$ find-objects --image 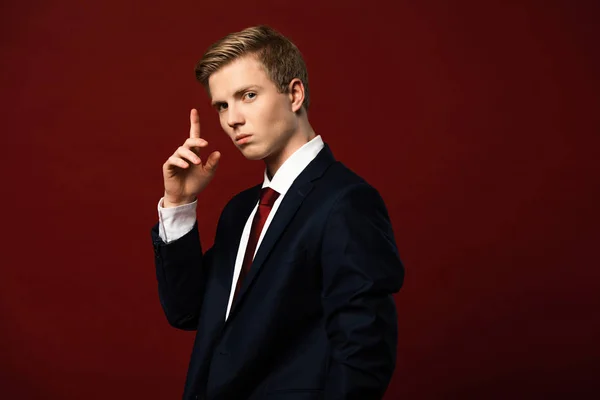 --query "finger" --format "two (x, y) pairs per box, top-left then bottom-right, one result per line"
(176, 146), (201, 165)
(190, 109), (201, 139)
(166, 155), (189, 169)
(184, 137), (208, 149)
(204, 151), (221, 173)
